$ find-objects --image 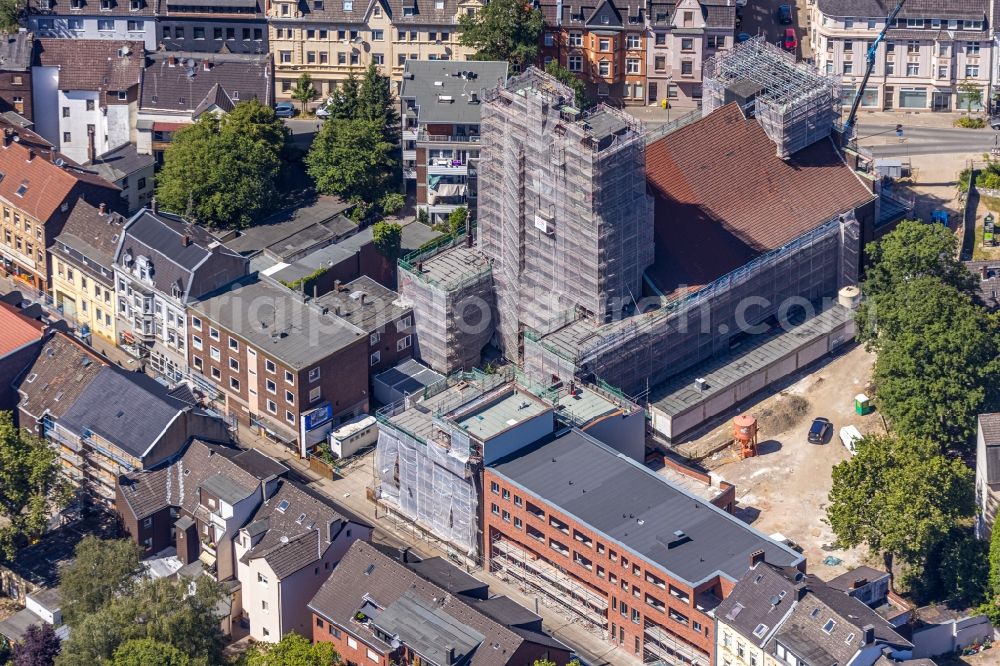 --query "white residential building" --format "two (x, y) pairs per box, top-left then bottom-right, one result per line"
(810, 0), (991, 112)
(26, 0), (157, 50)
